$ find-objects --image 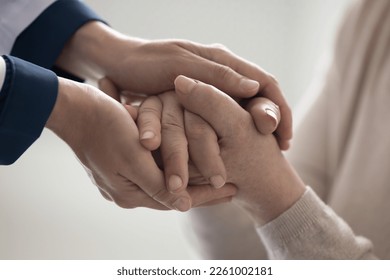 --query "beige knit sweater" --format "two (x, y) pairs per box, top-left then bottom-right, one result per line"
(187, 0), (390, 259)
